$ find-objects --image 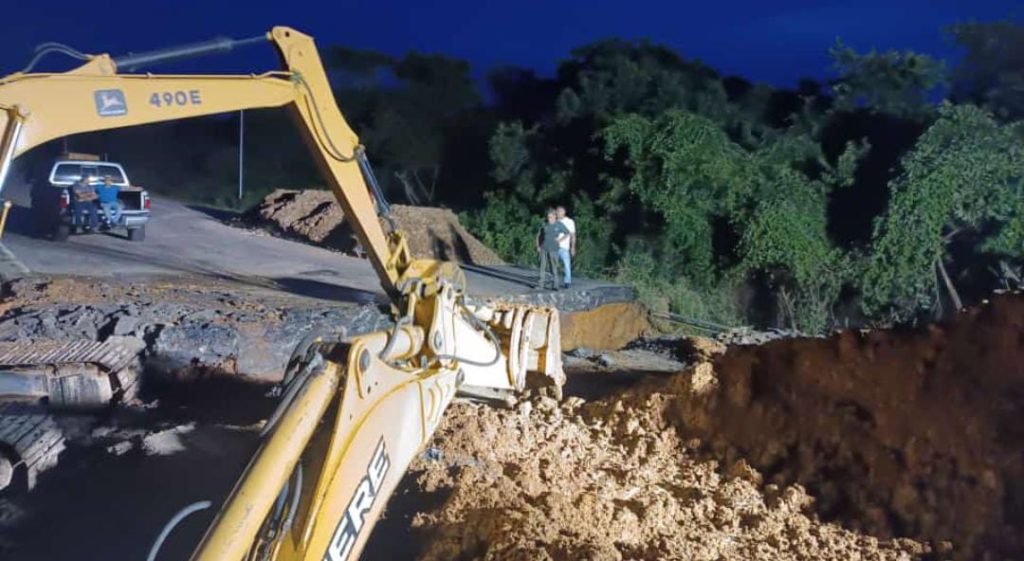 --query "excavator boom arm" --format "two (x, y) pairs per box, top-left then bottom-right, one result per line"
(0, 27), (402, 294)
(0, 27), (564, 561)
